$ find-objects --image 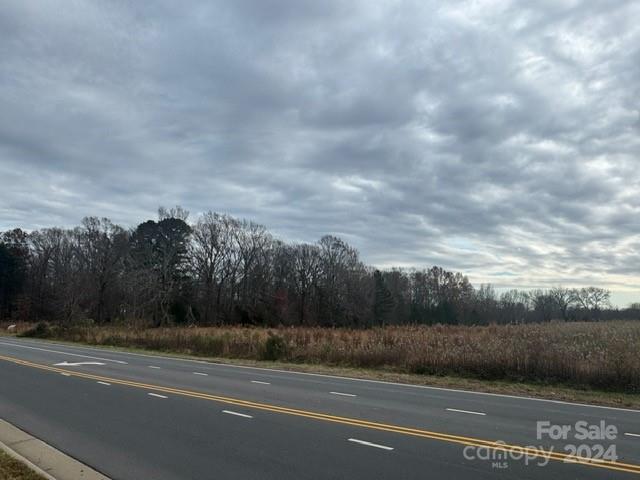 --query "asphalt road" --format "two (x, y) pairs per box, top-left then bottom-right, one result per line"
(1, 337), (639, 479)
